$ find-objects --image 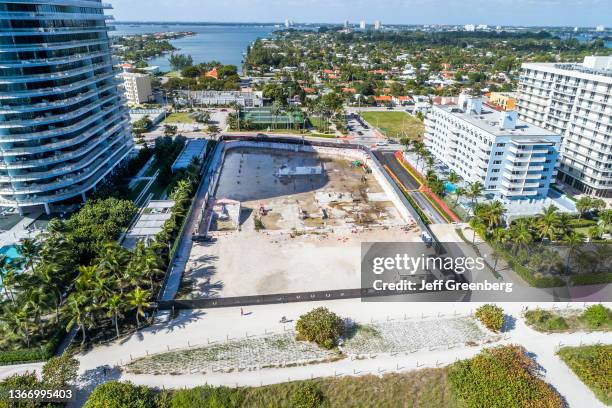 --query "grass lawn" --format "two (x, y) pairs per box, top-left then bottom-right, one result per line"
(558, 344), (612, 405)
(360, 111), (424, 139)
(164, 112), (195, 124)
(241, 370), (458, 408)
(309, 117), (335, 134)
